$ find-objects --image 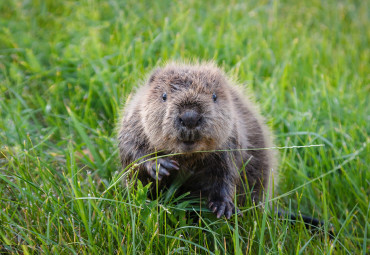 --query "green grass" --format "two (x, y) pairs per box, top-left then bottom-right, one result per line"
(0, 0), (369, 253)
